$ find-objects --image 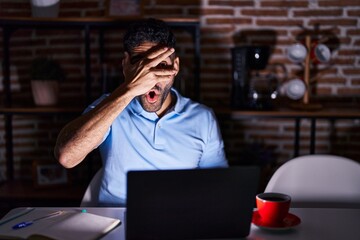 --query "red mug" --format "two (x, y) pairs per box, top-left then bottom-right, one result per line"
(256, 192), (291, 226)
